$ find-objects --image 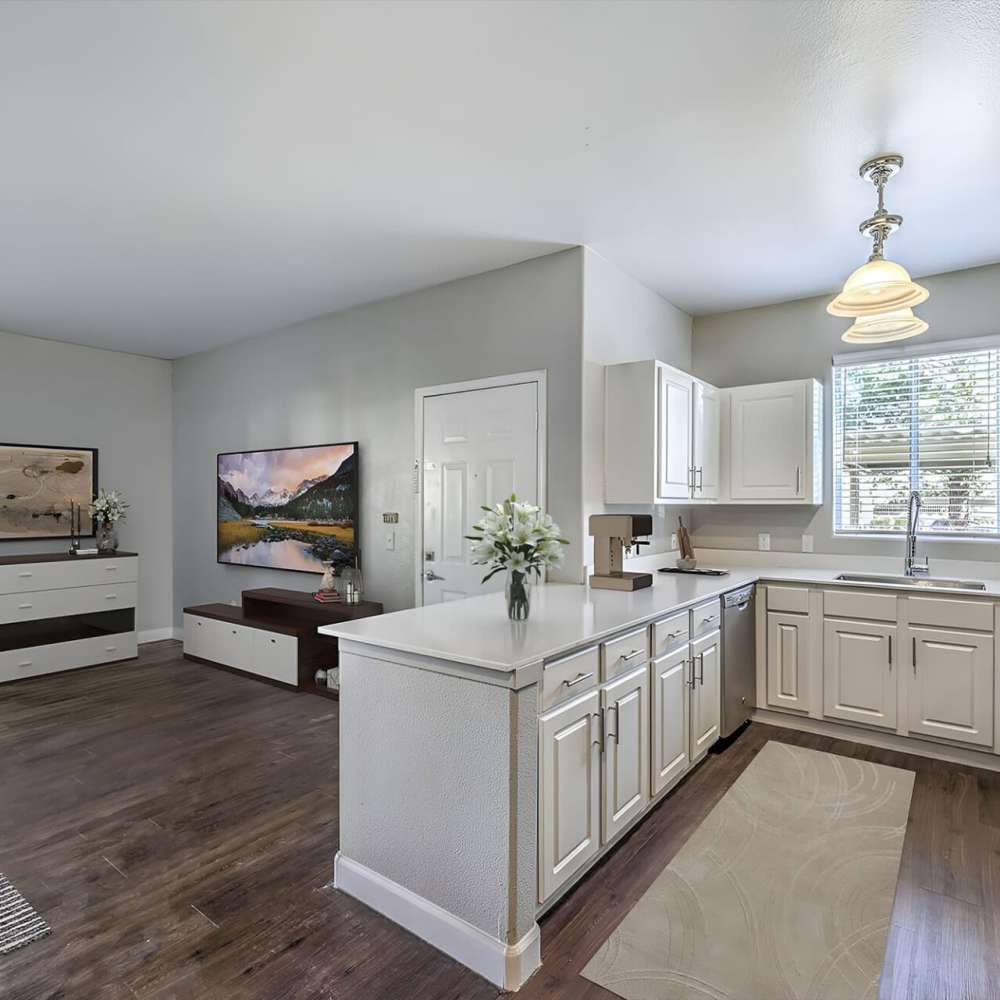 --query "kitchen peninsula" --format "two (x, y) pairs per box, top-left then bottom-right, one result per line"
(322, 566), (1000, 990)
